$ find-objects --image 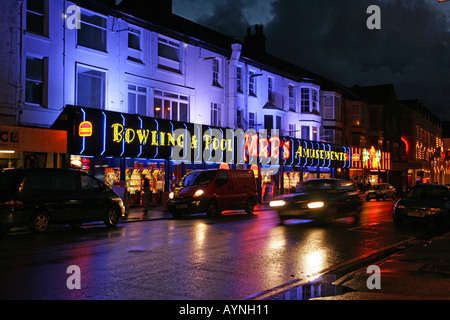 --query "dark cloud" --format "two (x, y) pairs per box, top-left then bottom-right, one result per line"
(173, 0), (450, 120)
(264, 0), (450, 120)
(196, 0), (250, 39)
